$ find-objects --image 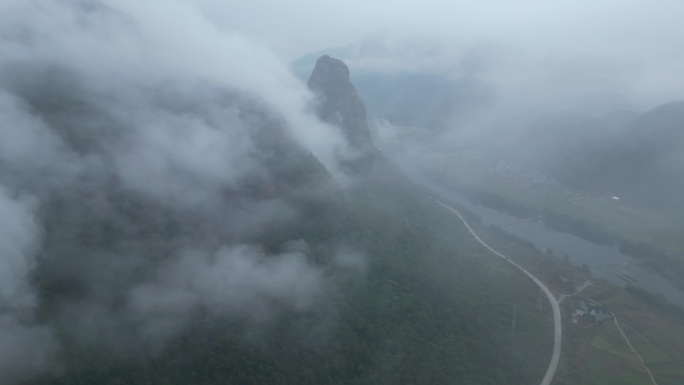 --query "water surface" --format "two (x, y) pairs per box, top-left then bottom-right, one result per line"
(405, 166), (684, 307)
